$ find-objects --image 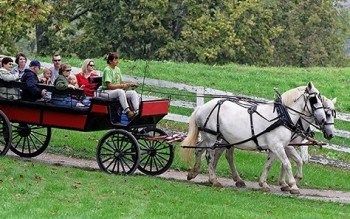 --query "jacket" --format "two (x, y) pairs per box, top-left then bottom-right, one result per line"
(21, 69), (42, 101)
(0, 68), (20, 100)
